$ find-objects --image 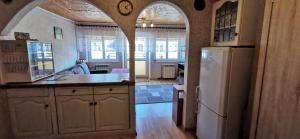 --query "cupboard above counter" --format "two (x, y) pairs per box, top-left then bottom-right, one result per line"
(211, 0), (259, 46)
